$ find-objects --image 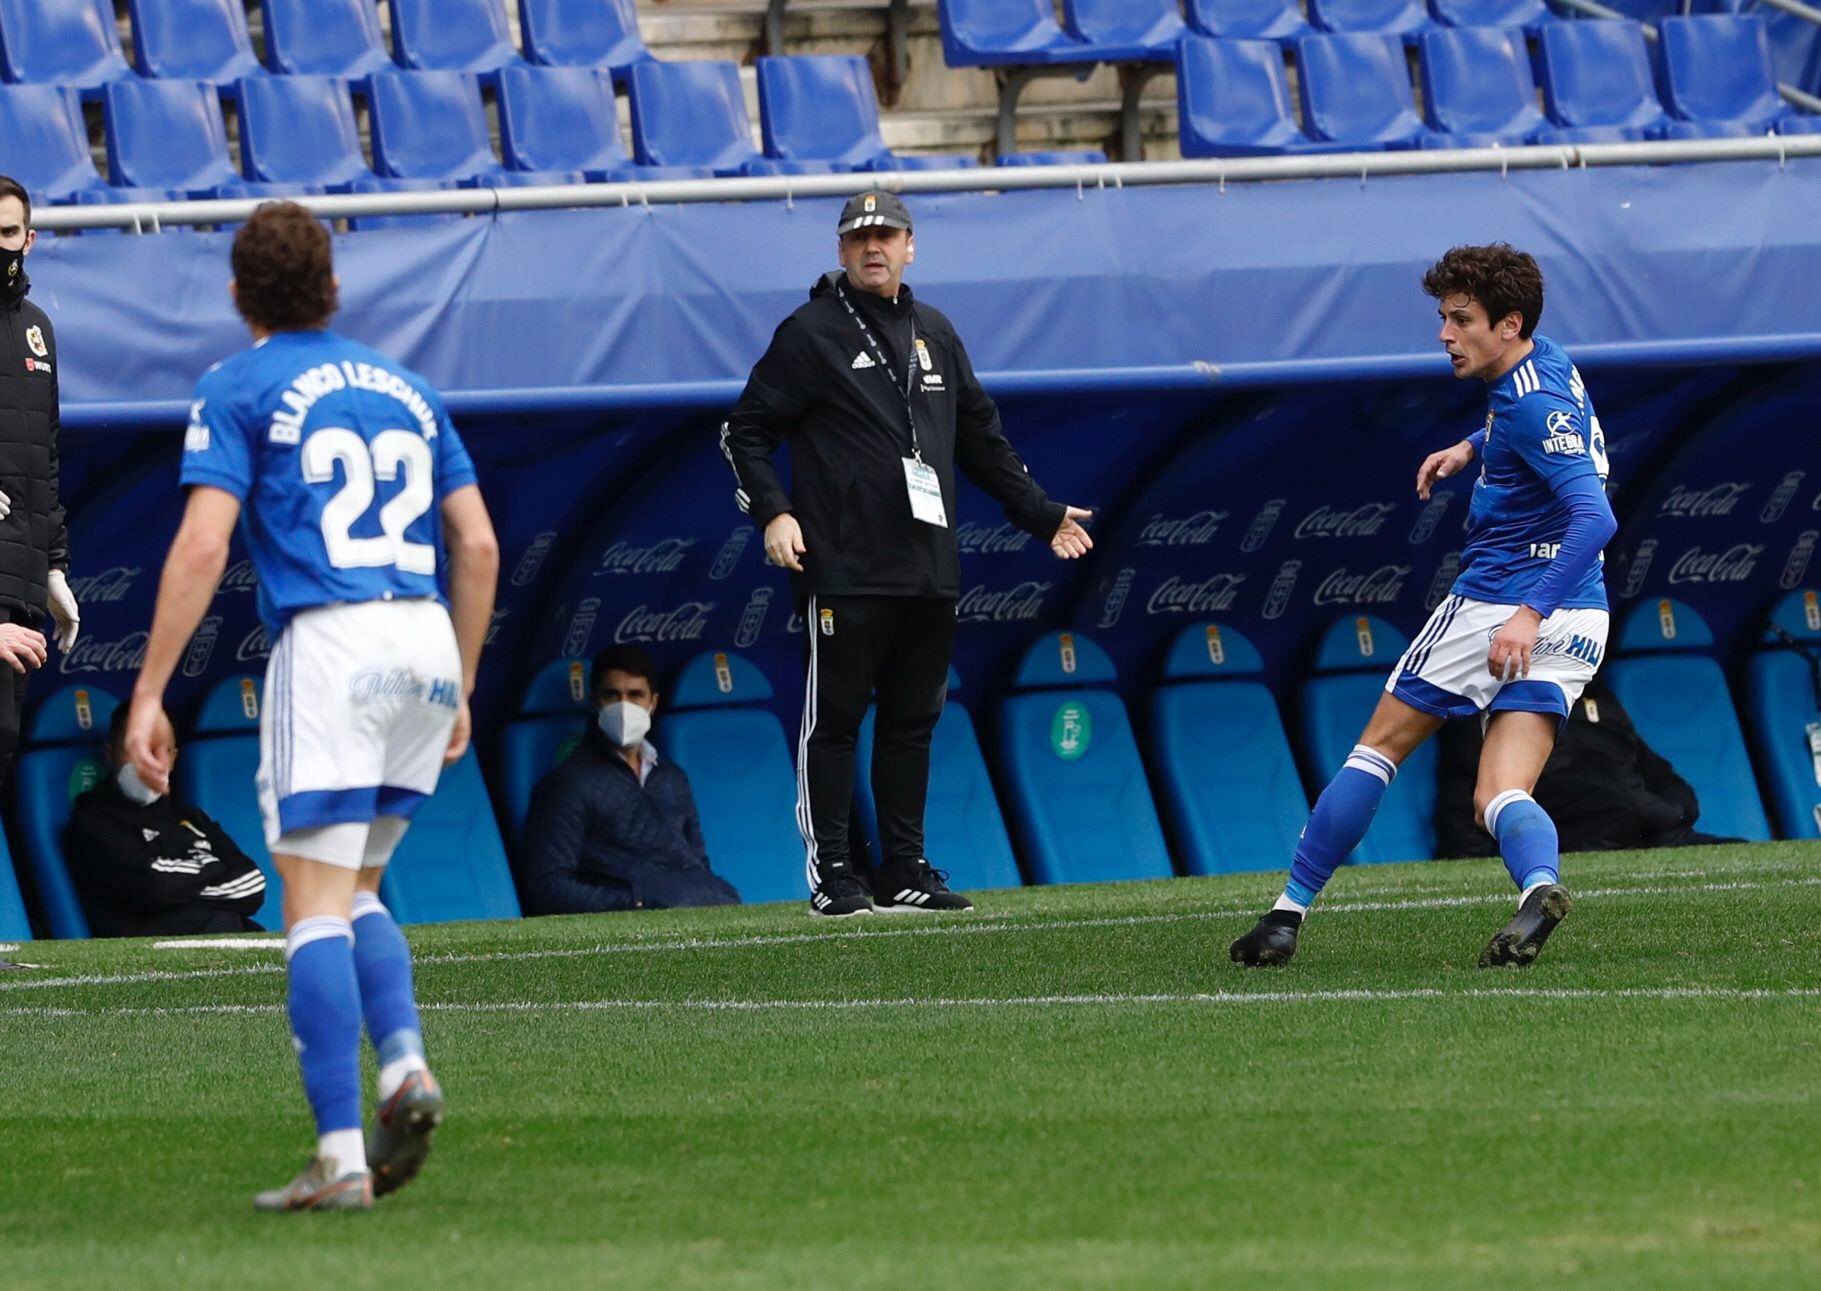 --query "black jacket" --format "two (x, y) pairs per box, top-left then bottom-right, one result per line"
(722, 272), (1064, 598)
(0, 267), (69, 618)
(63, 777), (266, 938)
(518, 723), (742, 914)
